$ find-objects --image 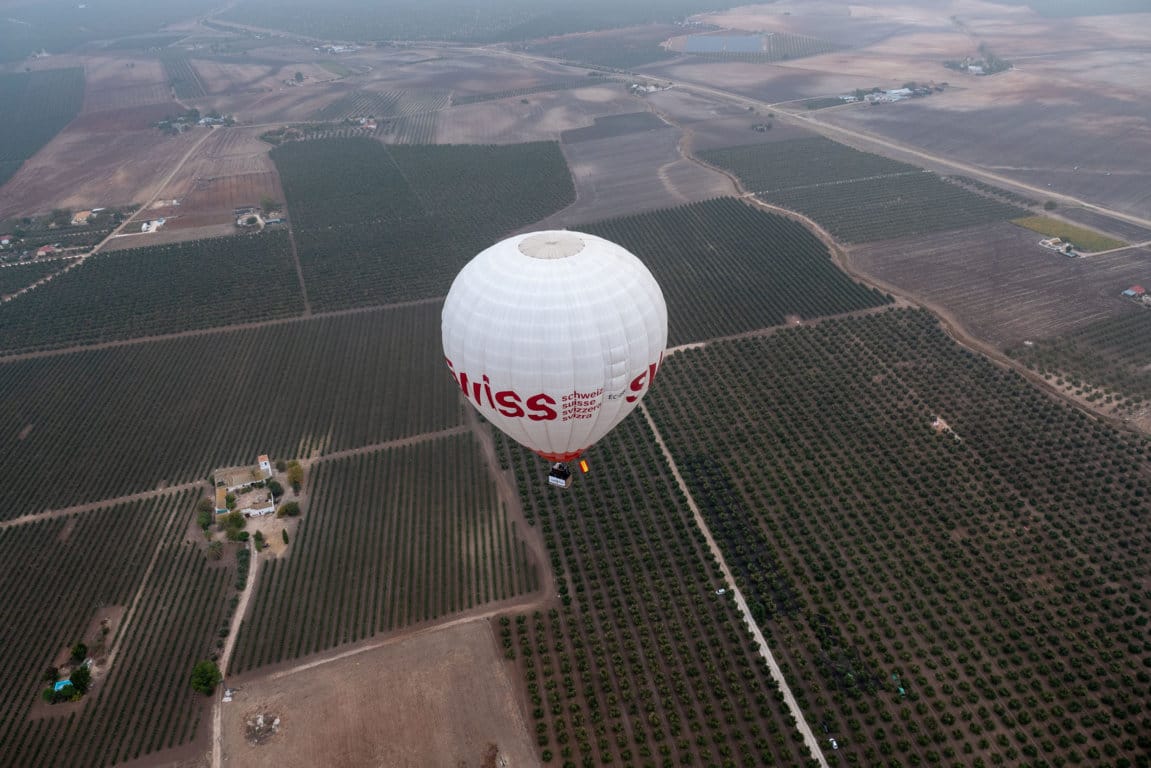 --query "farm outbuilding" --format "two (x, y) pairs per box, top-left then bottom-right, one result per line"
(1122, 285), (1145, 297)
